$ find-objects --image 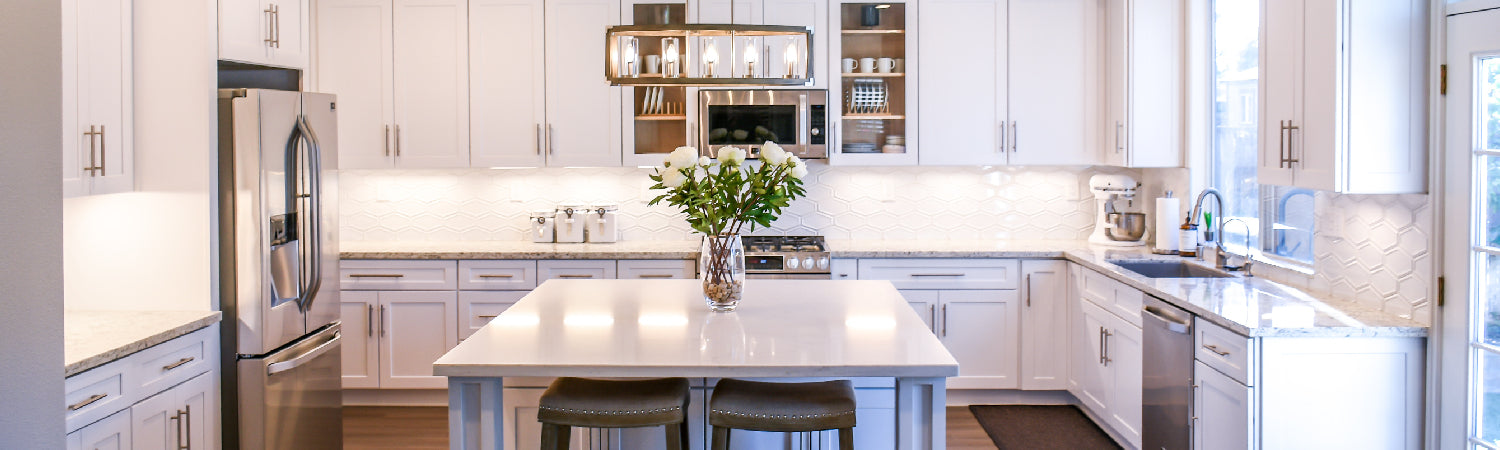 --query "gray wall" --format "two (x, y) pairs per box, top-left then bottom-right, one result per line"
(0, 0), (65, 447)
